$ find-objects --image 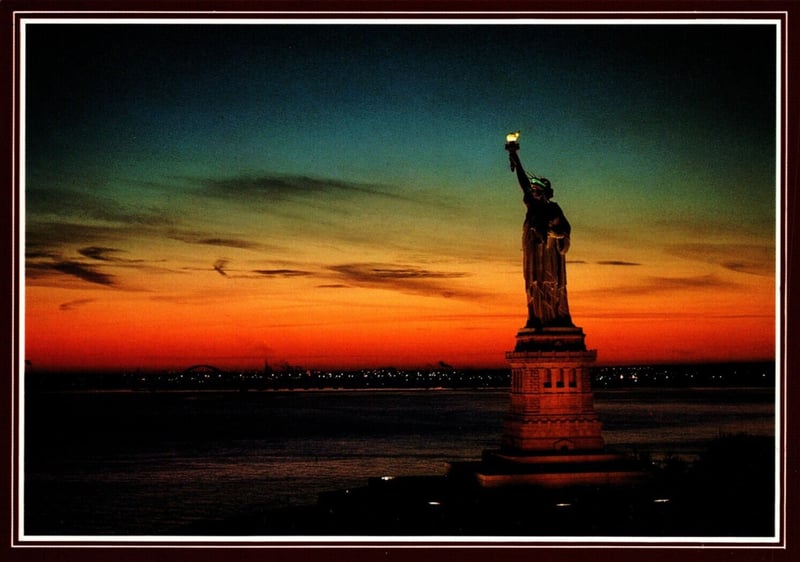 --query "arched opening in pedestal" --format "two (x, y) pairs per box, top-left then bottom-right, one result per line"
(554, 439), (575, 451)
